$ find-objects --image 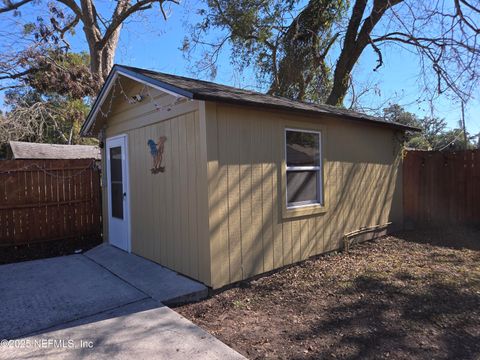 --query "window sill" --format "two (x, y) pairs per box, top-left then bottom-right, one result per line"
(282, 203), (328, 219)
